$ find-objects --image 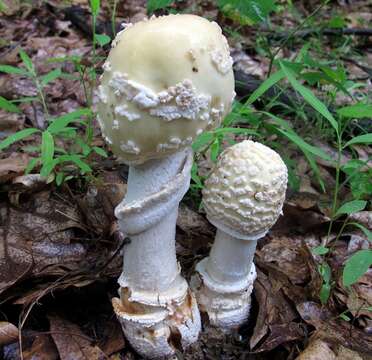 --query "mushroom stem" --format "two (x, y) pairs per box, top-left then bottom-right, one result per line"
(207, 229), (257, 284)
(120, 151), (183, 292)
(112, 148), (201, 358)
